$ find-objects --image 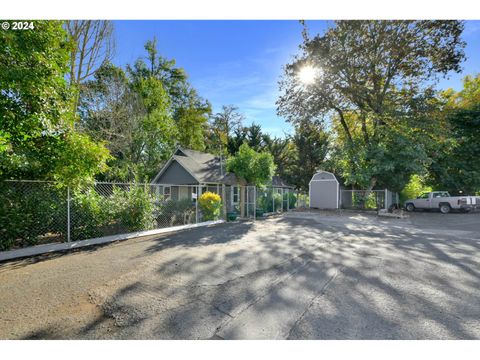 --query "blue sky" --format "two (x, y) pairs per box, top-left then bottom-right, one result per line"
(112, 20), (480, 138)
